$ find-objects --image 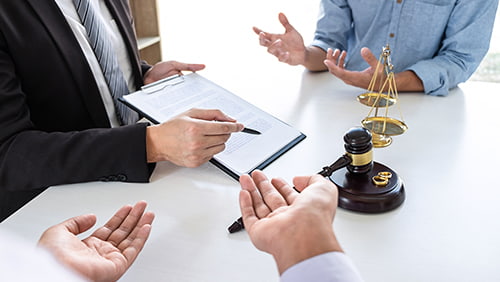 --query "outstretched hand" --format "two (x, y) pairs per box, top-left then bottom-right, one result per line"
(239, 170), (342, 274)
(38, 201), (155, 282)
(324, 47), (383, 90)
(253, 13), (307, 66)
